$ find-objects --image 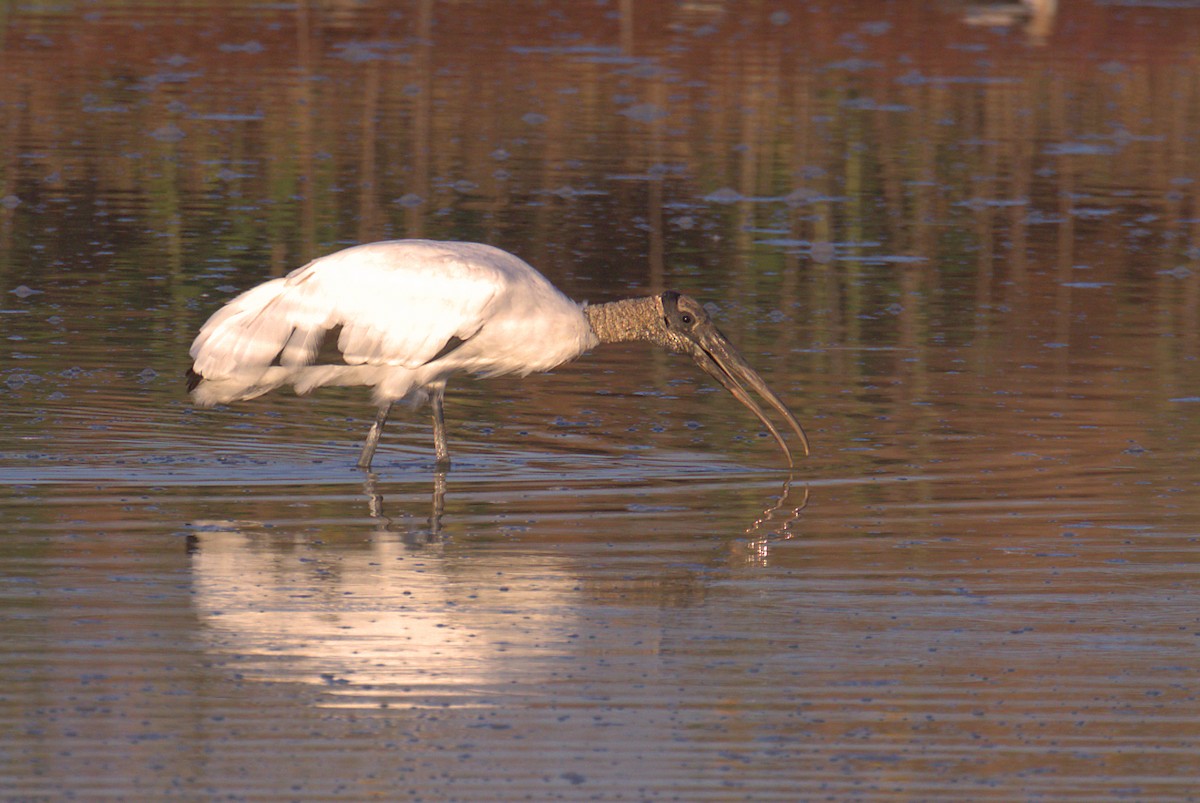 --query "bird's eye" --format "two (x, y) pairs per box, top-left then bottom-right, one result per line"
(681, 313), (694, 325)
